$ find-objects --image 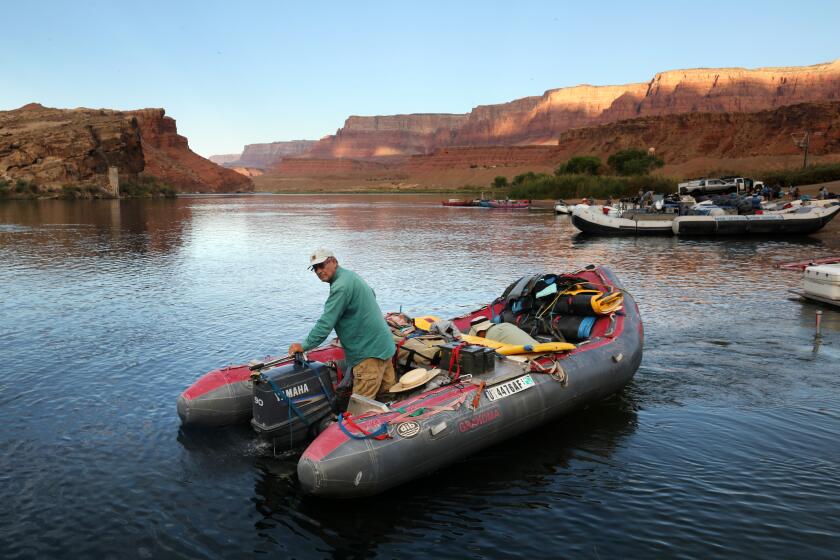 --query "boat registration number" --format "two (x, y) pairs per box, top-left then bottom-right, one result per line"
(485, 374), (535, 401)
